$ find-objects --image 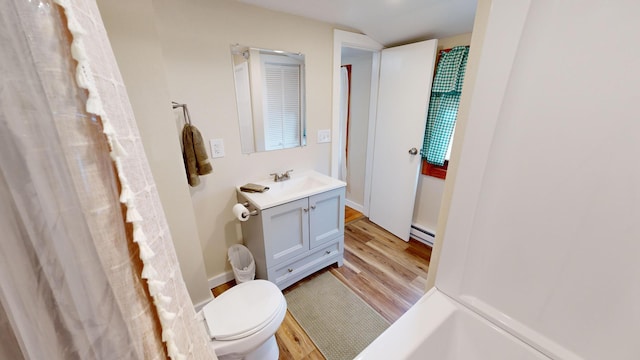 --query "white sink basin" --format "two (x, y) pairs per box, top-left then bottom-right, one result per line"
(267, 175), (329, 196)
(237, 171), (346, 210)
